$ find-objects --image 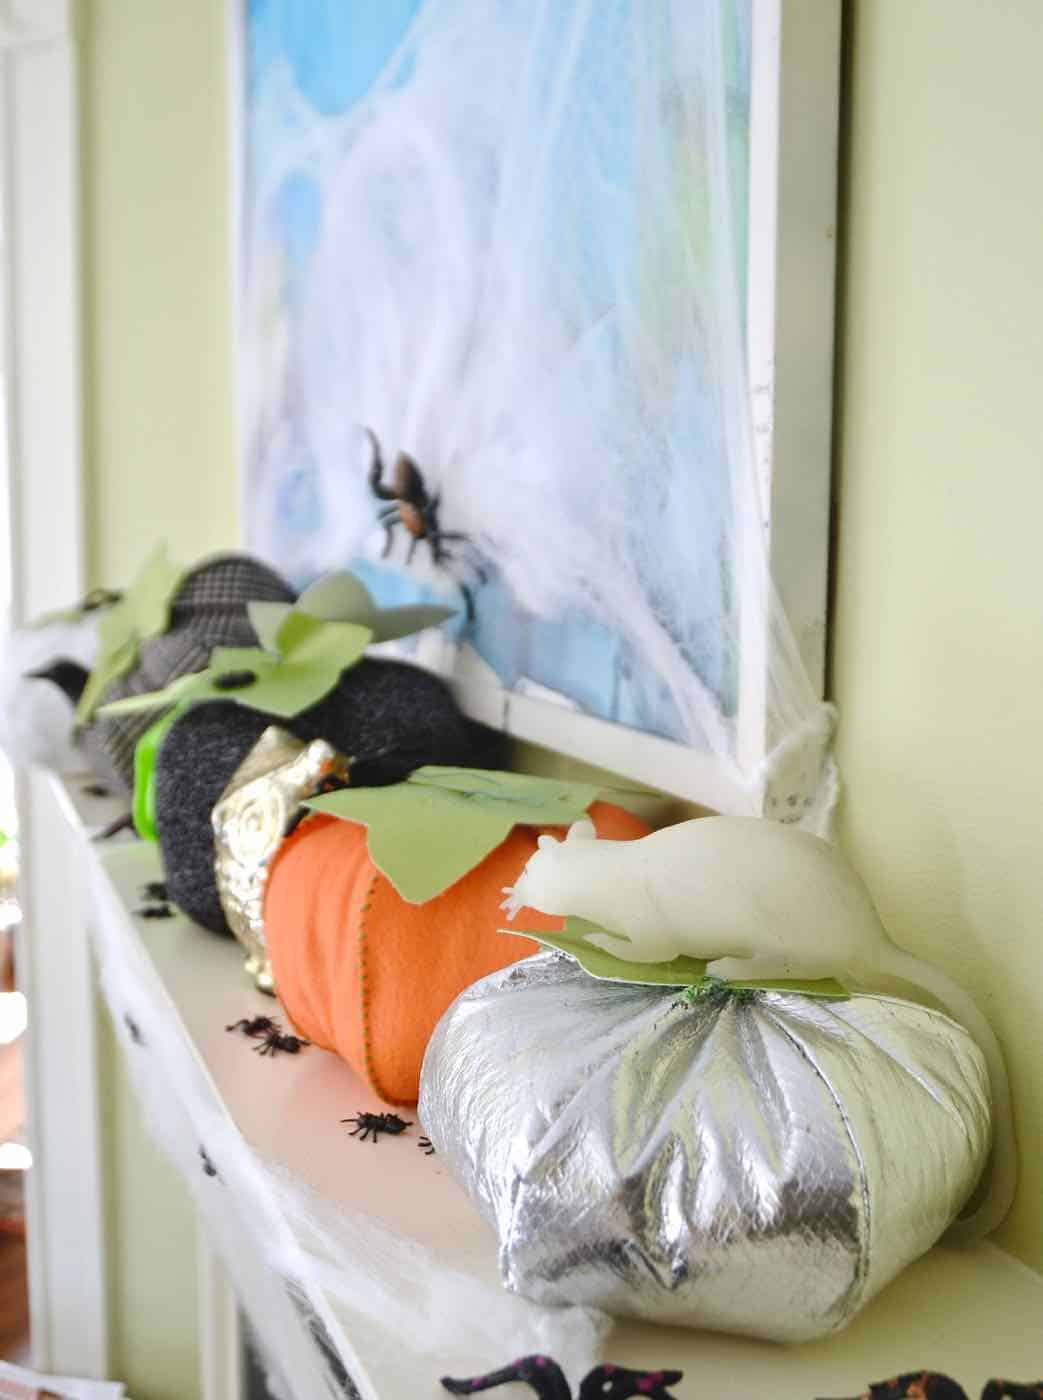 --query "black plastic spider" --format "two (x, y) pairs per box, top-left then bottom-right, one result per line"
(341, 1111), (413, 1144)
(441, 1356), (683, 1399)
(226, 1015), (279, 1038)
(253, 1028), (309, 1057)
(225, 1016), (308, 1056)
(365, 427), (487, 621)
